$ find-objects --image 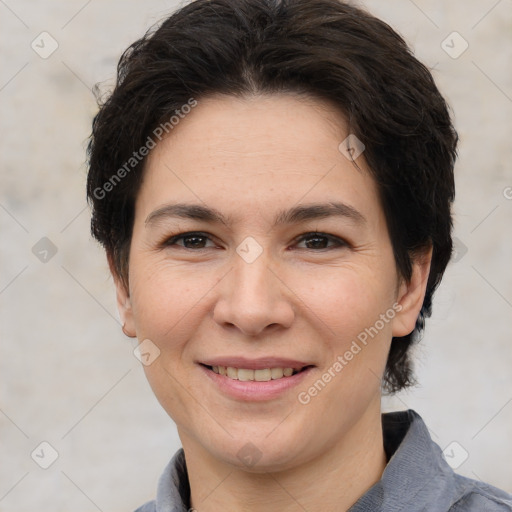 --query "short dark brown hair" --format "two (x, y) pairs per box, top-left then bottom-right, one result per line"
(86, 0), (458, 393)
